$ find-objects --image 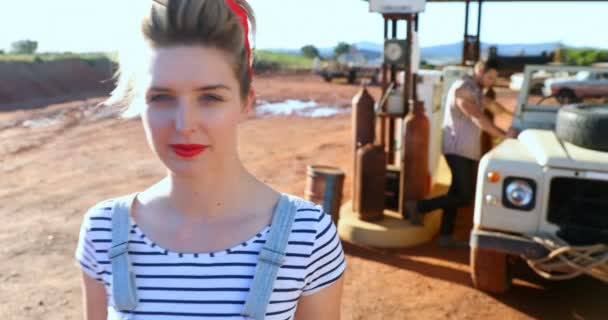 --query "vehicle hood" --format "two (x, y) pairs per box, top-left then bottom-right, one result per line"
(518, 129), (608, 172)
